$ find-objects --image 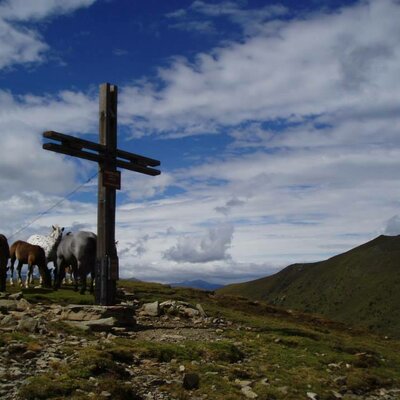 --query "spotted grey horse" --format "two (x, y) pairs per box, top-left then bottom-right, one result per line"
(23, 225), (64, 286)
(54, 231), (96, 294)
